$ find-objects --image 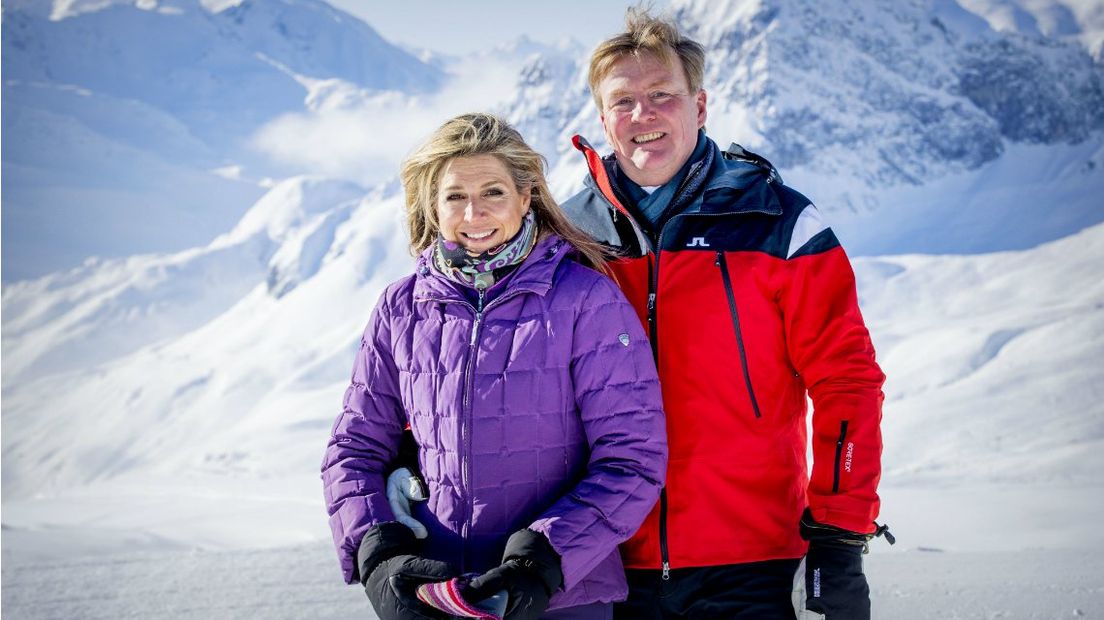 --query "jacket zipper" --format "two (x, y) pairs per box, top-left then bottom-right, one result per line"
(714, 251), (763, 418)
(647, 255), (670, 580)
(832, 420), (849, 493)
(647, 228), (671, 580)
(459, 289), (485, 572)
